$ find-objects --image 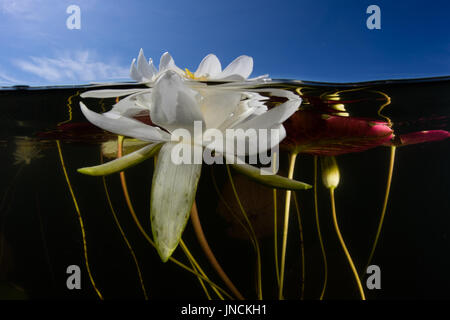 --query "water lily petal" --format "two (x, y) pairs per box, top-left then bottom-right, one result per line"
(159, 52), (184, 74)
(251, 123), (286, 156)
(137, 49), (156, 81)
(80, 102), (171, 142)
(130, 58), (142, 82)
(218, 55), (253, 80)
(250, 87), (300, 100)
(209, 123), (286, 157)
(80, 88), (147, 98)
(215, 74), (246, 82)
(108, 92), (150, 117)
(148, 58), (158, 76)
(238, 123), (286, 156)
(228, 158), (311, 190)
(159, 52), (173, 71)
(248, 74), (271, 82)
(150, 142), (202, 262)
(196, 88), (241, 129)
(133, 92), (154, 112)
(195, 54), (222, 78)
(235, 99), (301, 131)
(151, 71), (205, 133)
(217, 100), (266, 131)
(78, 143), (162, 176)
